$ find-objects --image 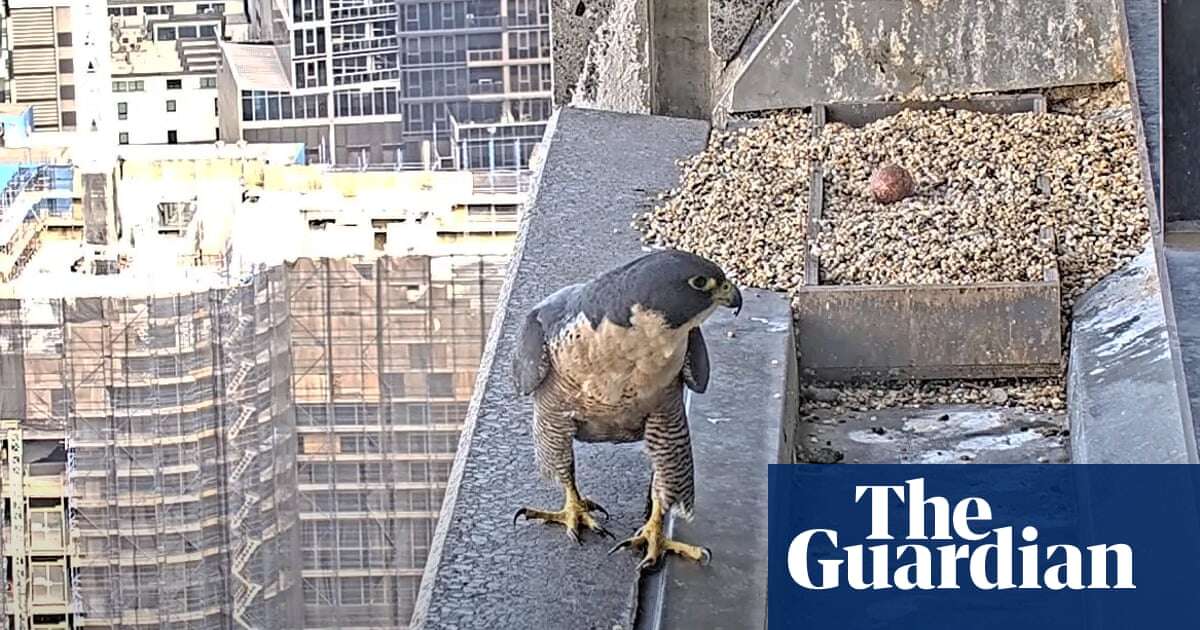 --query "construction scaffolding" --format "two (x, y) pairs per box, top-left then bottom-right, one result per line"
(0, 254), (506, 630)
